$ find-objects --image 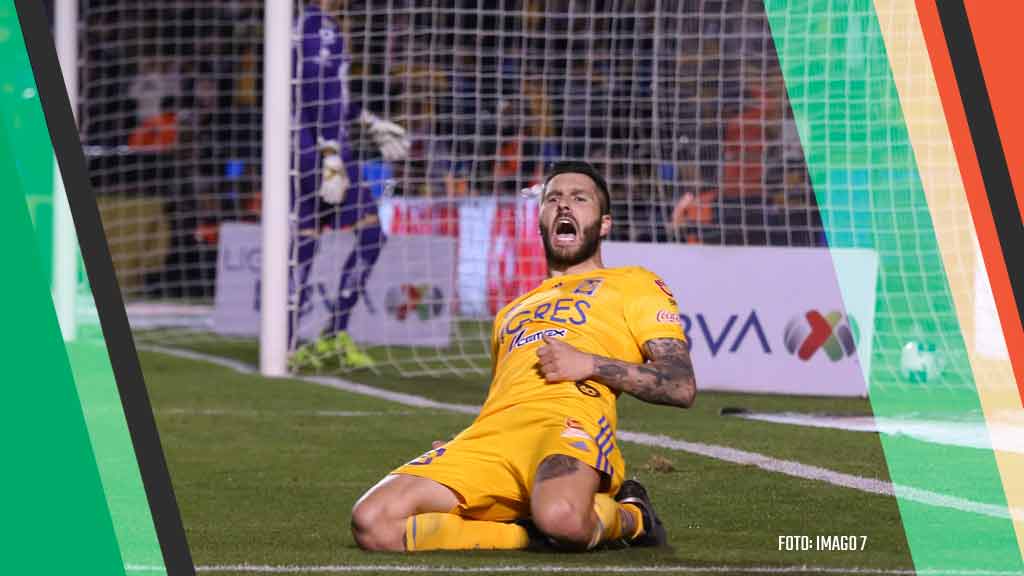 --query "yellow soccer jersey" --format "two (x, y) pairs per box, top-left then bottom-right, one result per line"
(478, 266), (687, 428)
